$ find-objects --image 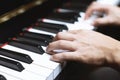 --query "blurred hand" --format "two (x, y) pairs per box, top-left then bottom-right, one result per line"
(85, 2), (120, 27)
(46, 30), (120, 65)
